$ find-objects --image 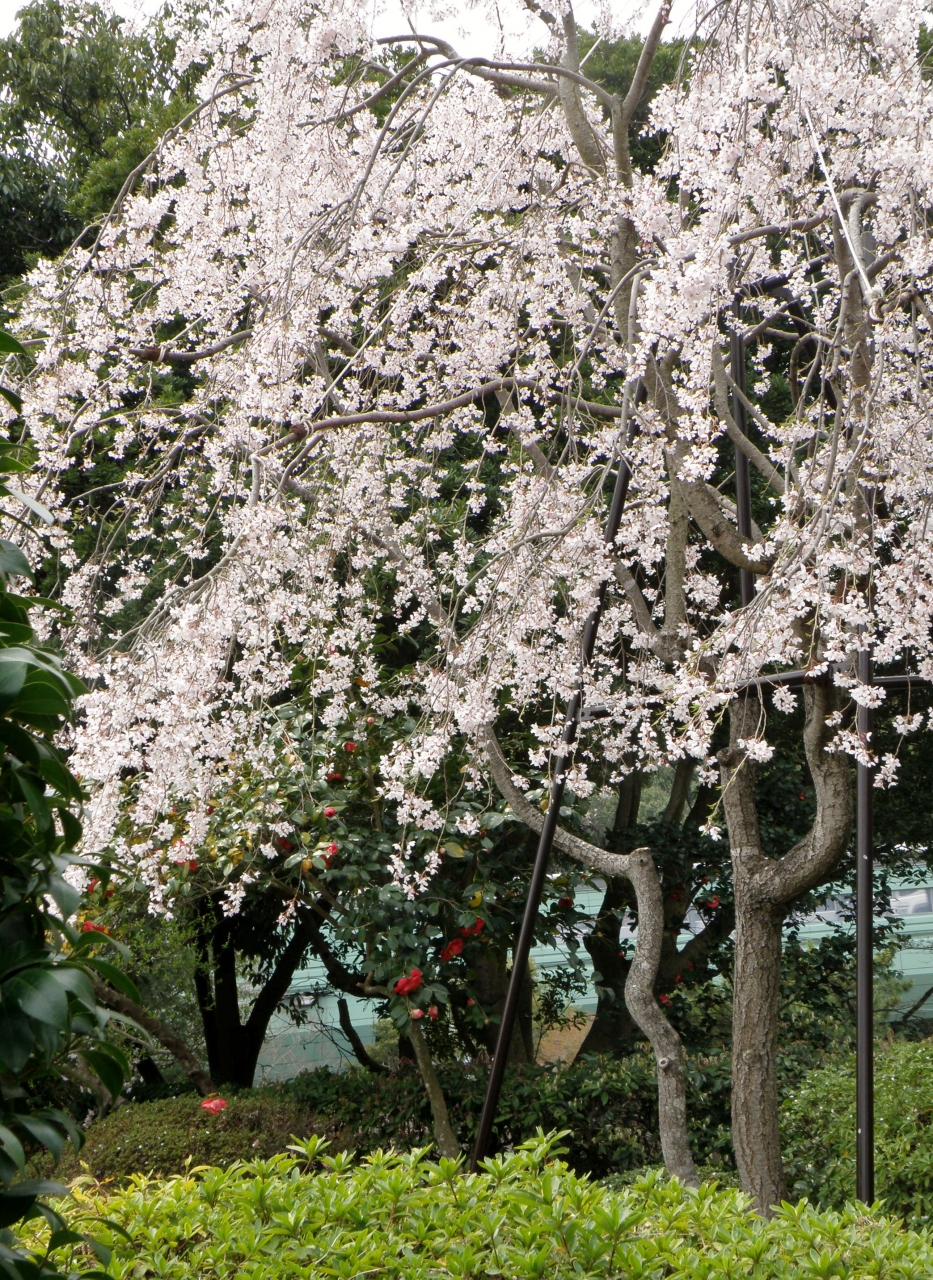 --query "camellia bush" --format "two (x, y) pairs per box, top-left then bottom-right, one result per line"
(34, 1136), (933, 1280)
